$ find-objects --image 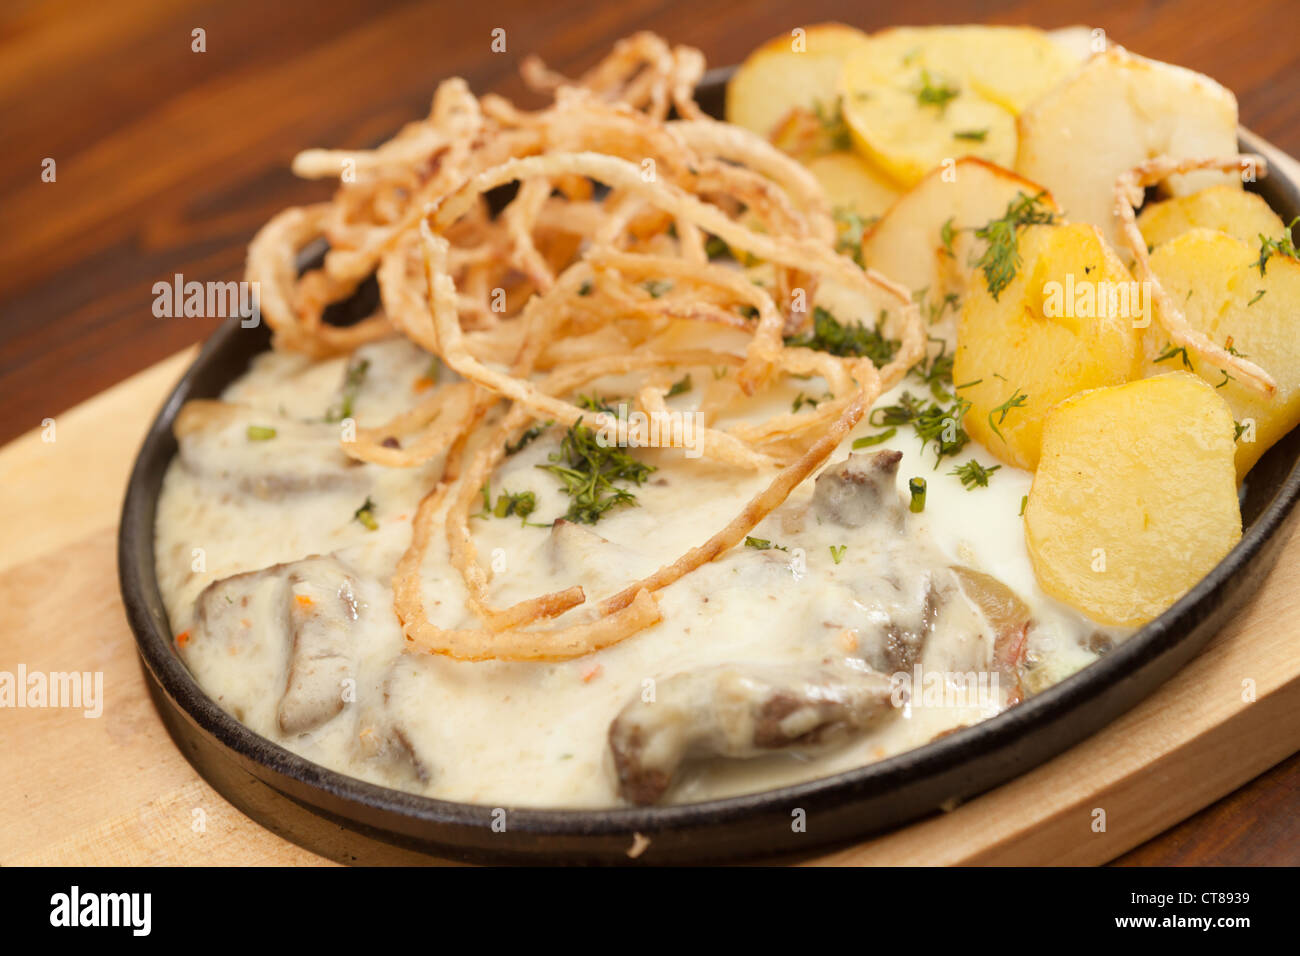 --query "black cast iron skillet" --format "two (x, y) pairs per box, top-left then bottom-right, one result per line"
(119, 68), (1300, 864)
